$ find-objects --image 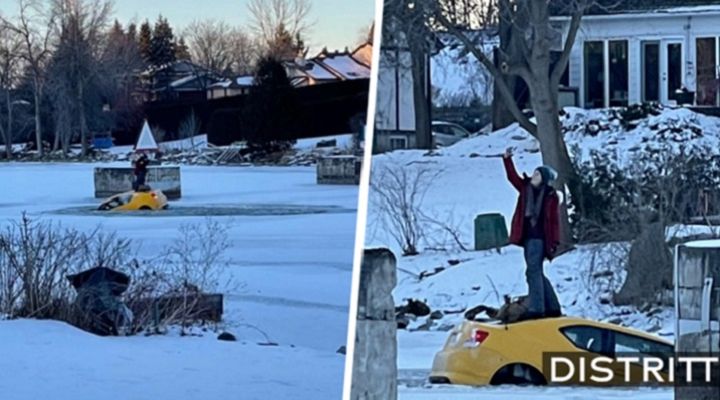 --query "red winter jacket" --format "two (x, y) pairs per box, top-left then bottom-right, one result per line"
(503, 156), (560, 260)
